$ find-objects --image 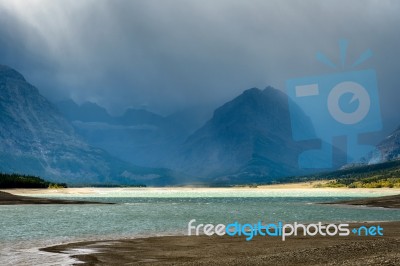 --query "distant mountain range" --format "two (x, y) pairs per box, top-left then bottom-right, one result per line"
(57, 86), (323, 183)
(0, 65), (178, 186)
(55, 100), (191, 168)
(1, 65), (398, 185)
